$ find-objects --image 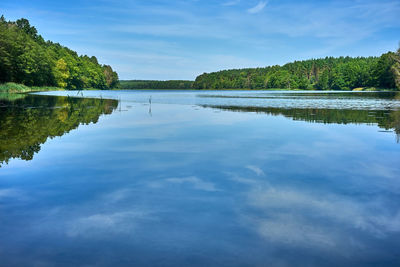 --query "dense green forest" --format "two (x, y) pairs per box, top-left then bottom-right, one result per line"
(119, 80), (193, 89)
(0, 16), (119, 90)
(0, 94), (118, 166)
(193, 50), (400, 90)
